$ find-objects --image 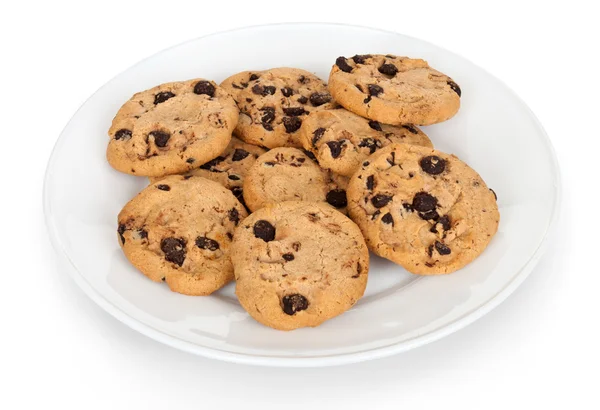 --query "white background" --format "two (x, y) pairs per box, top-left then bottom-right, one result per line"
(1, 0), (598, 408)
